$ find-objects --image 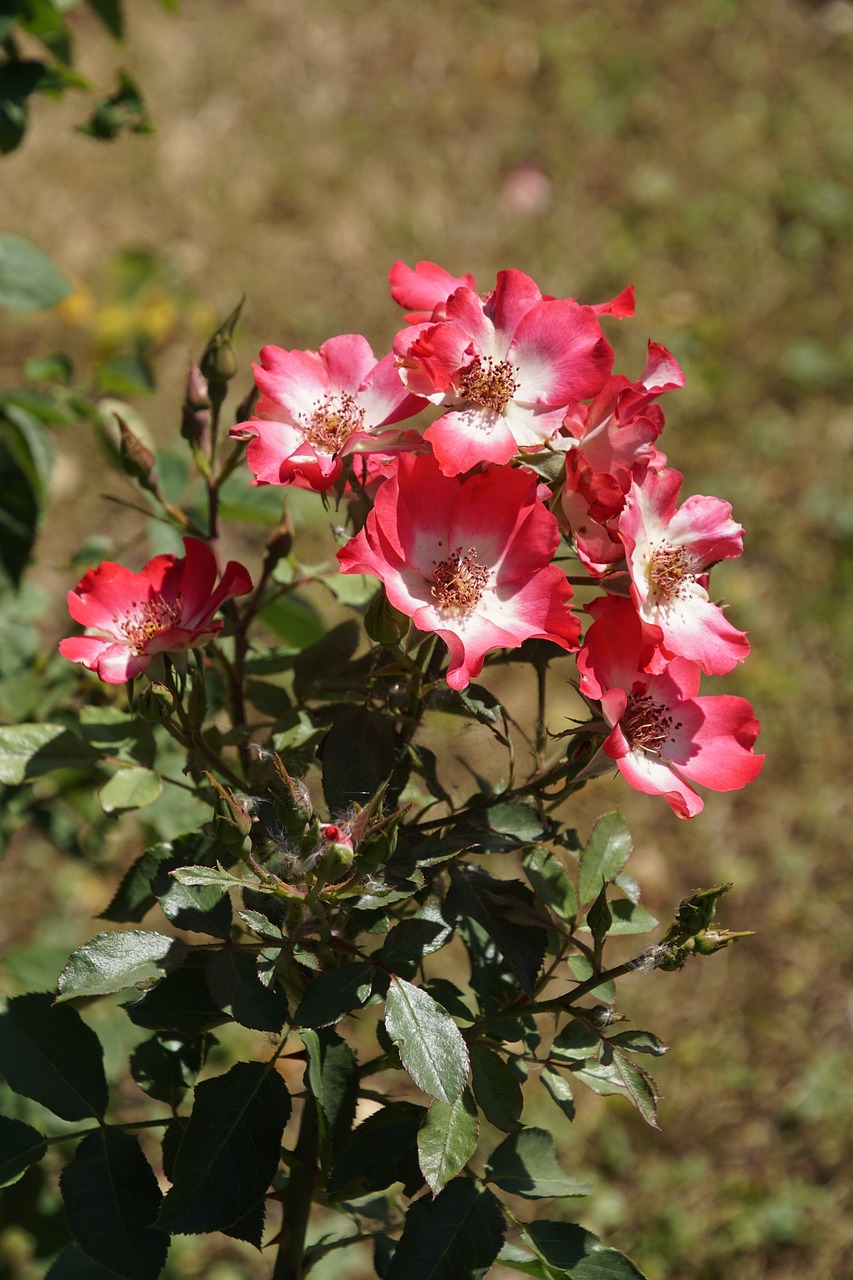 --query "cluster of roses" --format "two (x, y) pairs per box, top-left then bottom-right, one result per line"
(60, 261), (763, 817)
